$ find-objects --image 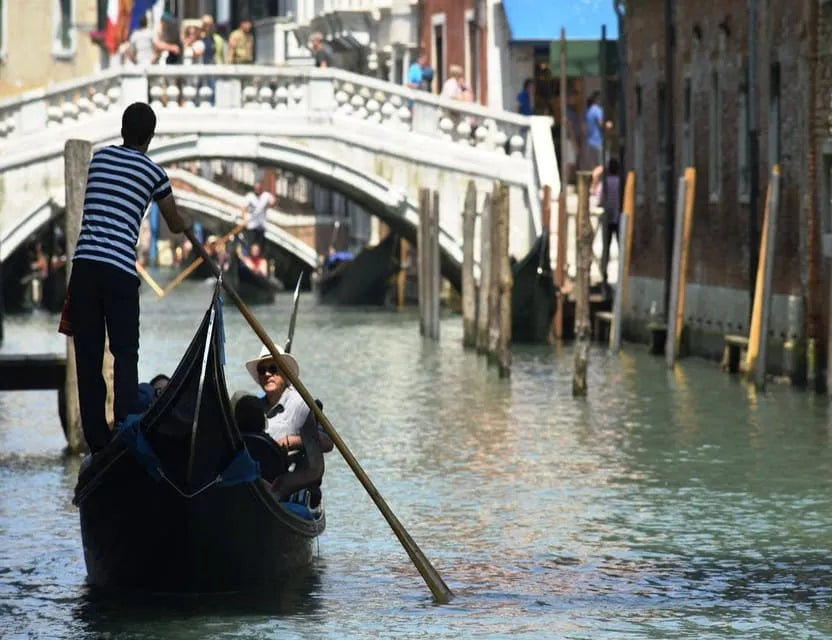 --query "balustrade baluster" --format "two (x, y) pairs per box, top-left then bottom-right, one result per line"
(242, 81), (259, 109)
(259, 83), (274, 109)
(275, 84), (289, 111)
